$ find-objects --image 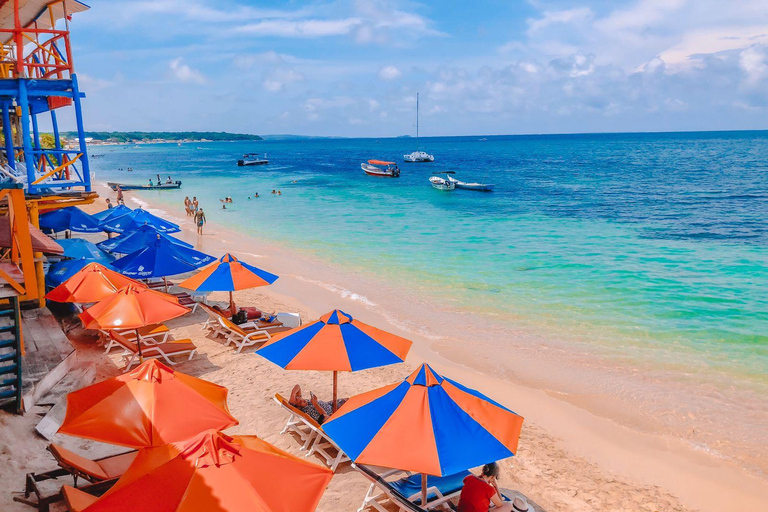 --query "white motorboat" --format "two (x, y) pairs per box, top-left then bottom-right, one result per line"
(429, 172), (456, 191)
(446, 175), (495, 192)
(238, 153), (269, 166)
(403, 93), (434, 162)
(362, 160), (401, 177)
